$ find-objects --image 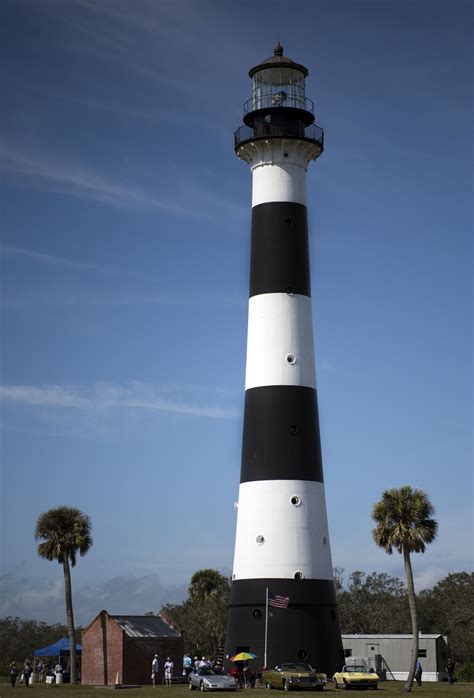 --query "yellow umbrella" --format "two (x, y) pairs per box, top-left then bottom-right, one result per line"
(231, 652), (257, 661)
